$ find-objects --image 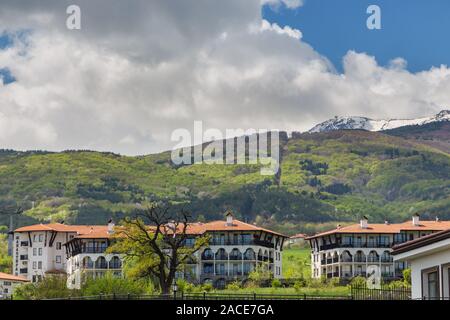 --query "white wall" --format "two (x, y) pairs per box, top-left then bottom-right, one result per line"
(408, 250), (450, 299)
